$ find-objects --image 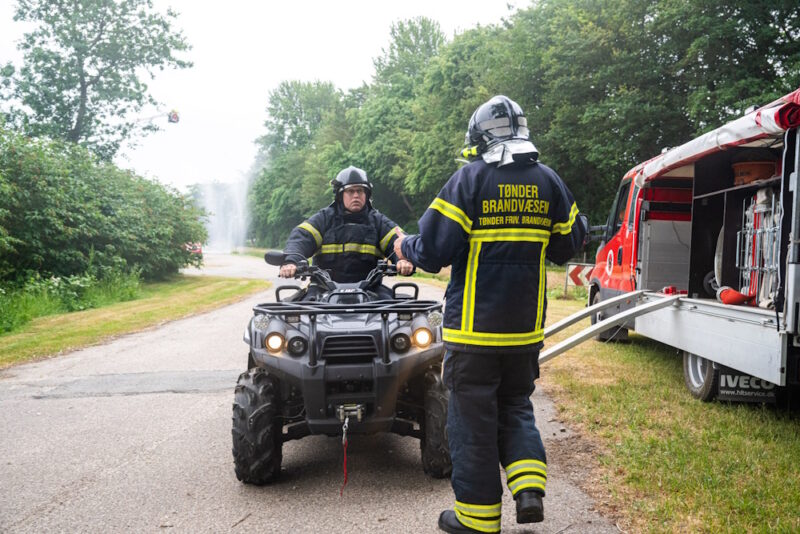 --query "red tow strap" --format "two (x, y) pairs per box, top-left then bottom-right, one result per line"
(340, 416), (349, 496)
(340, 439), (348, 496)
